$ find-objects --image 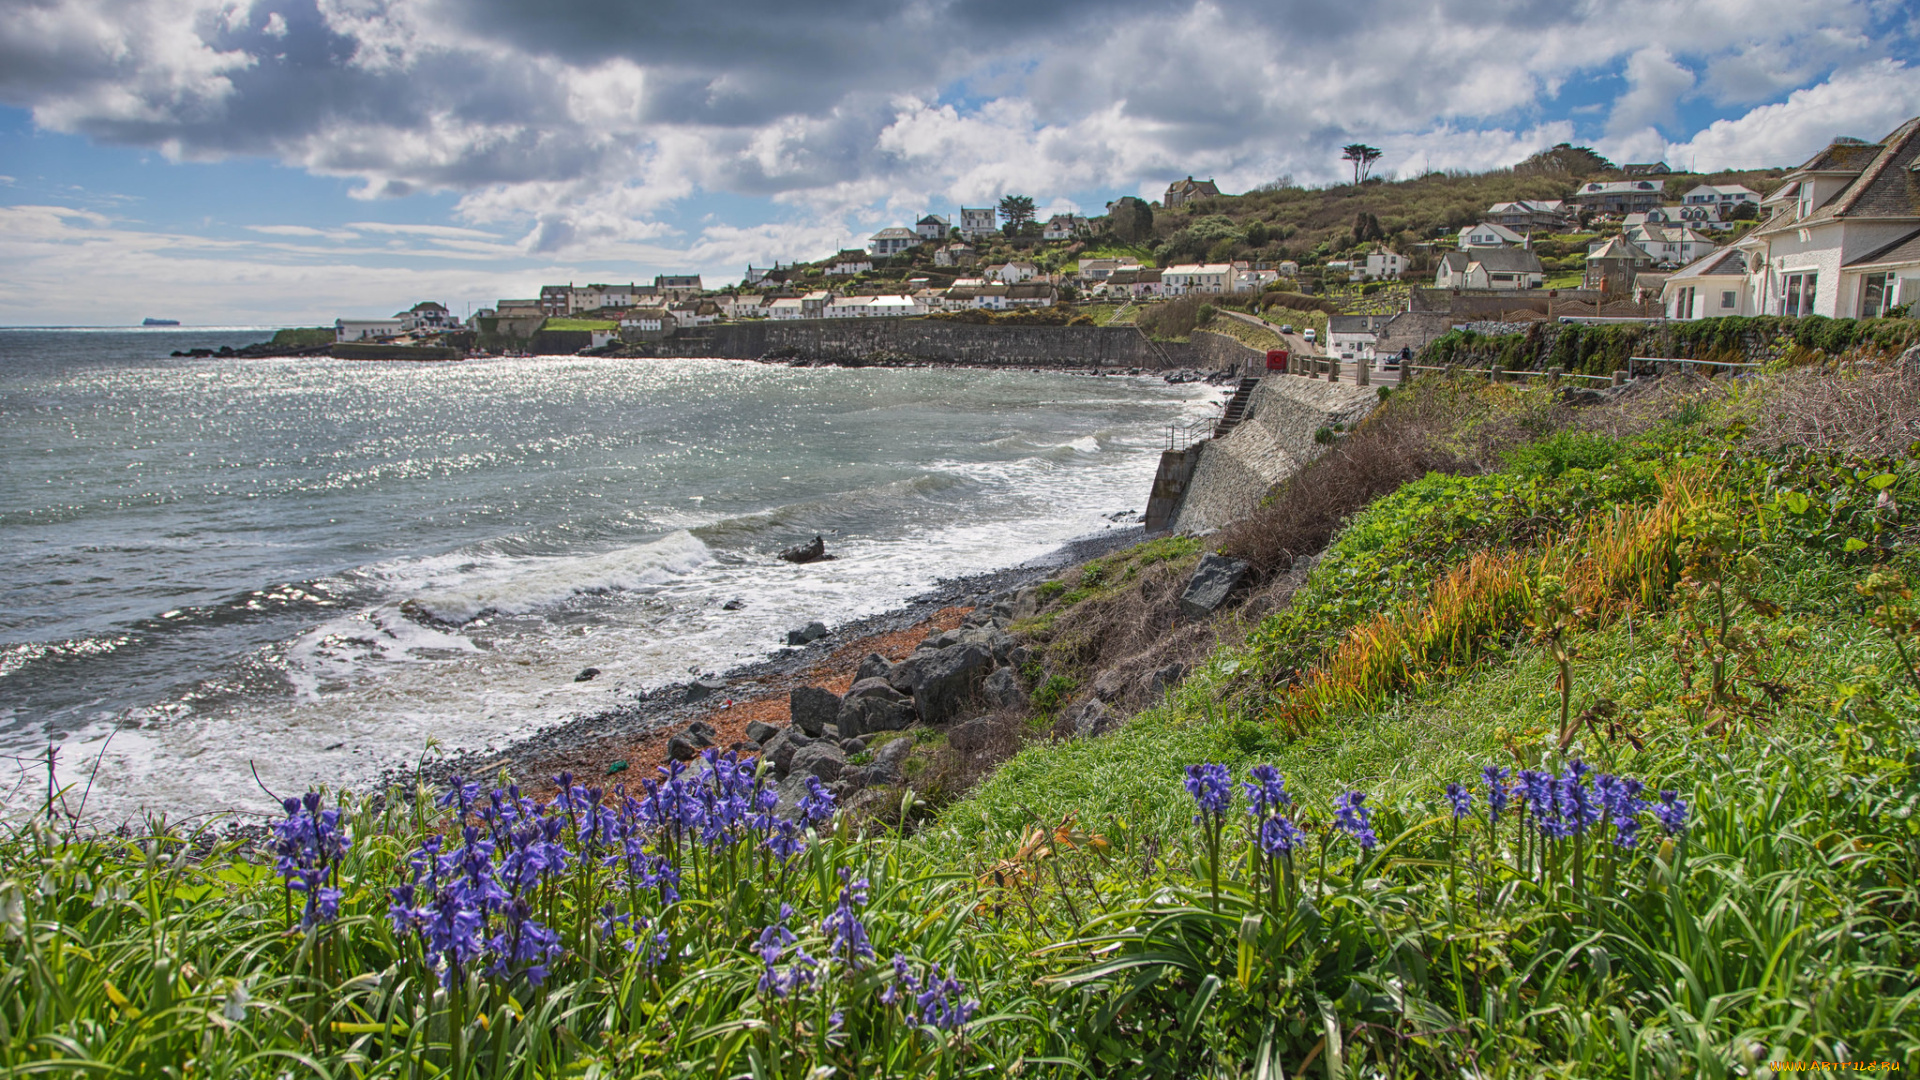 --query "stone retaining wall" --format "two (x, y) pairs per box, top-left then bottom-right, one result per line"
(647, 318), (1188, 369)
(1169, 376), (1379, 534)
